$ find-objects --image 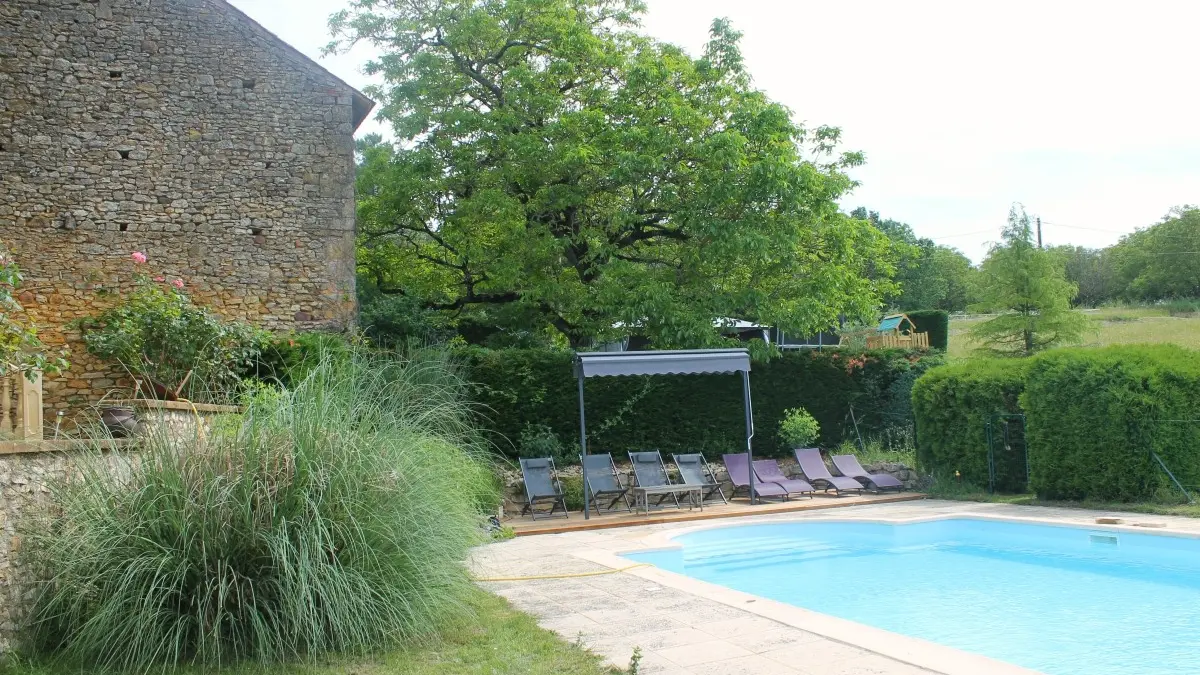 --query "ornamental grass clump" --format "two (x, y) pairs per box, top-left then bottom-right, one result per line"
(21, 349), (499, 671)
